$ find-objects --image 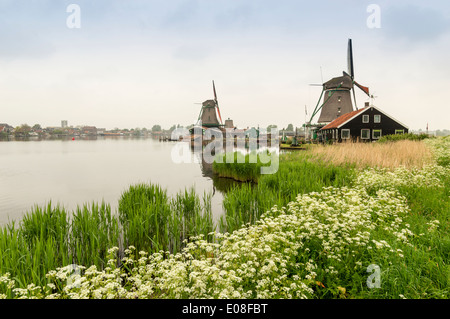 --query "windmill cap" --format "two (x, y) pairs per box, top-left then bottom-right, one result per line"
(202, 100), (216, 106)
(323, 72), (353, 90)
